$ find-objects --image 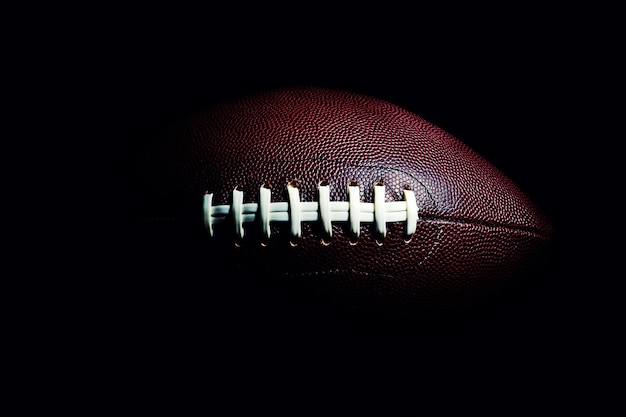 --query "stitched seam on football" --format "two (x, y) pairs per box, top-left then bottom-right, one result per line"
(419, 215), (551, 240)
